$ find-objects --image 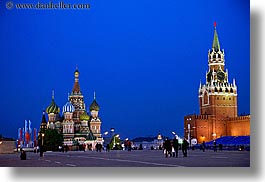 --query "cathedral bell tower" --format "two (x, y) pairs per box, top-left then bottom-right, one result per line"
(69, 67), (85, 132)
(199, 22), (238, 119)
